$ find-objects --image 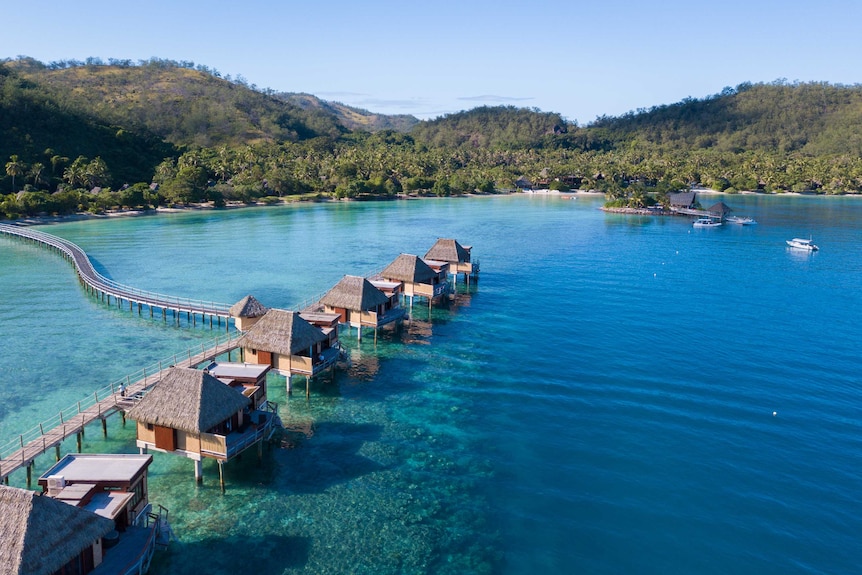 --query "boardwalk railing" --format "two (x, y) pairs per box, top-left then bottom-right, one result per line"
(0, 223), (232, 318)
(0, 331), (243, 469)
